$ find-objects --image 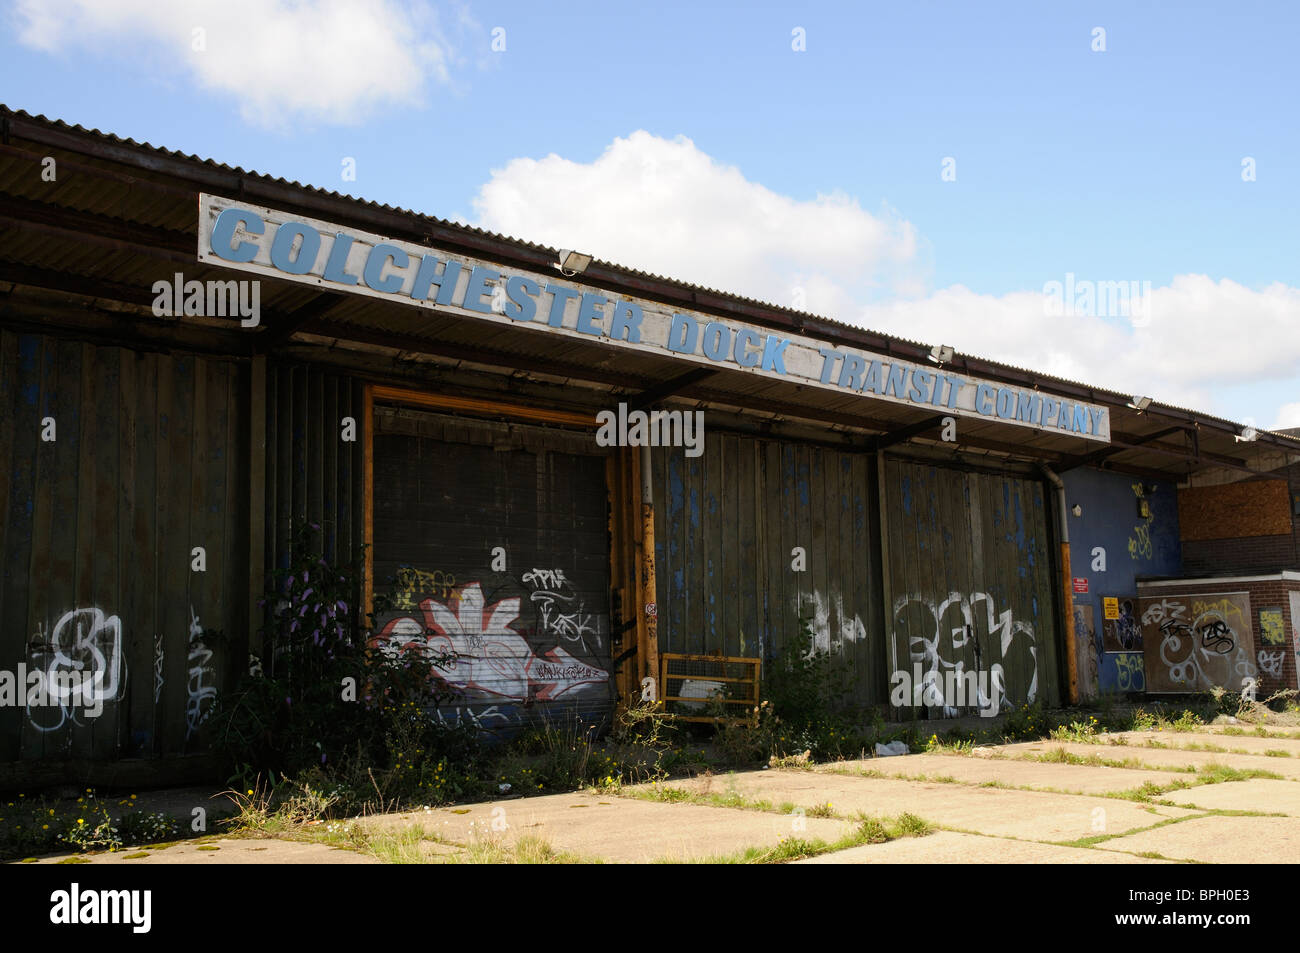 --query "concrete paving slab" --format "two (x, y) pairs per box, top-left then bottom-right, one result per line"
(360, 790), (855, 863)
(796, 830), (1170, 864)
(818, 753), (1175, 795)
(1203, 722), (1300, 738)
(1111, 731), (1300, 757)
(651, 770), (1195, 843)
(999, 741), (1300, 779)
(1095, 814), (1300, 864)
(1159, 778), (1300, 815)
(19, 837), (378, 864)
